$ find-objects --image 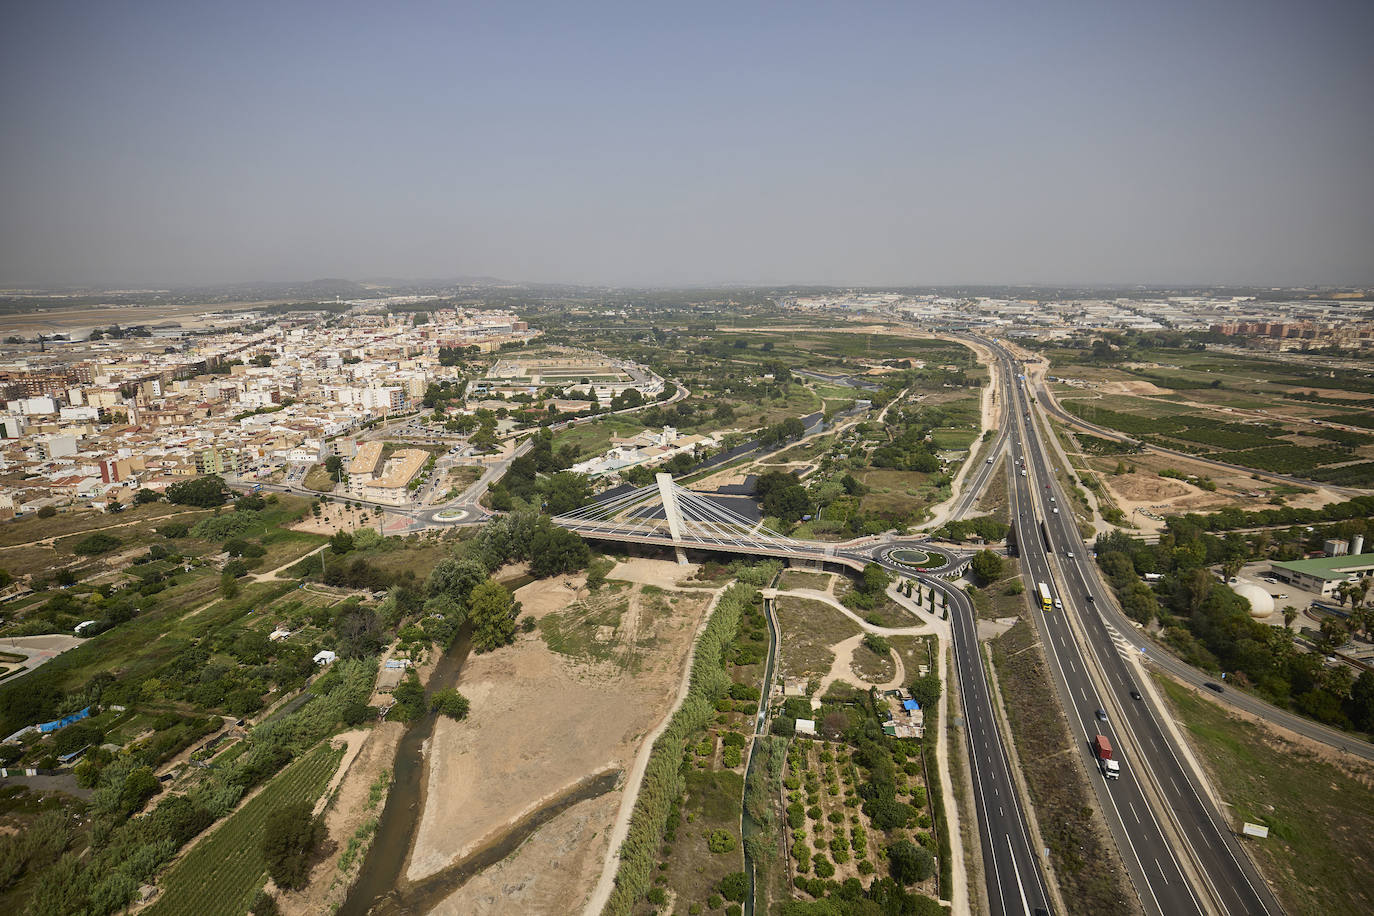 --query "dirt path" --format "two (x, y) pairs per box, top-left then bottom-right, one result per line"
(581, 586), (726, 916)
(251, 542), (327, 582)
(813, 633), (906, 700)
